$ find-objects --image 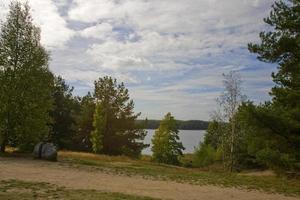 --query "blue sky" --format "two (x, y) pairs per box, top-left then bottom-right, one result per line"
(0, 0), (277, 120)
